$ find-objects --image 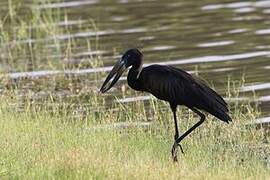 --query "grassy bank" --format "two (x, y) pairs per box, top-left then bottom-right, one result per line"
(0, 1), (269, 179)
(0, 93), (269, 180)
